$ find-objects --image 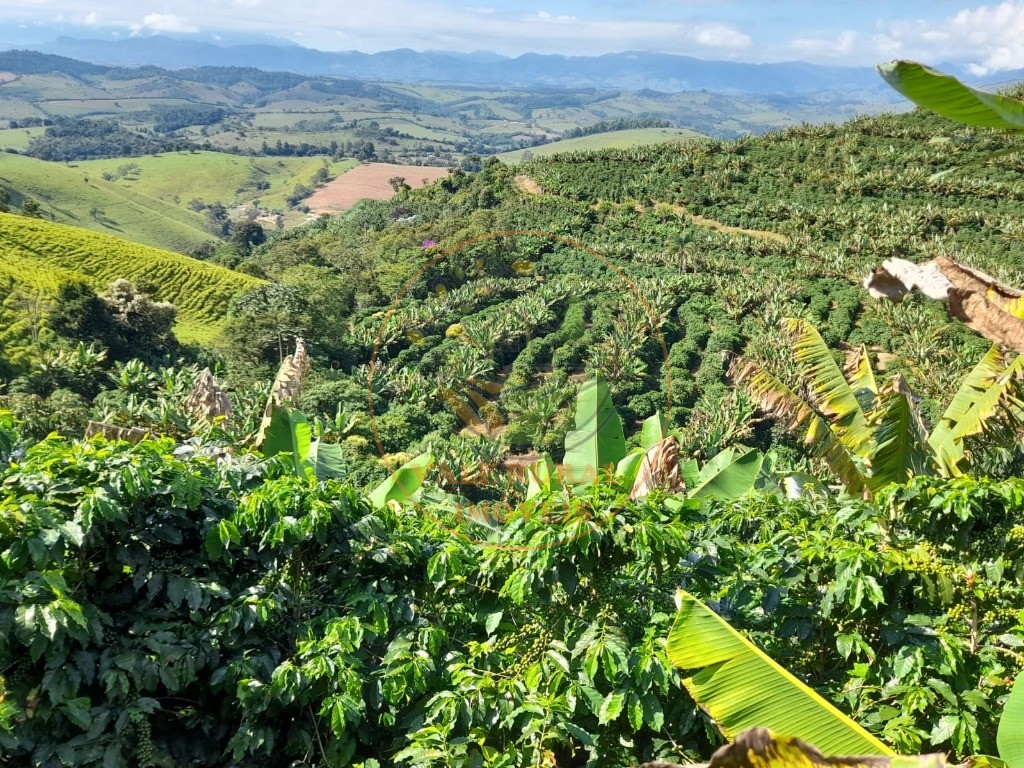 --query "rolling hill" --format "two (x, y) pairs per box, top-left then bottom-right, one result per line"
(497, 127), (705, 161)
(0, 152), (357, 252)
(0, 212), (262, 342)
